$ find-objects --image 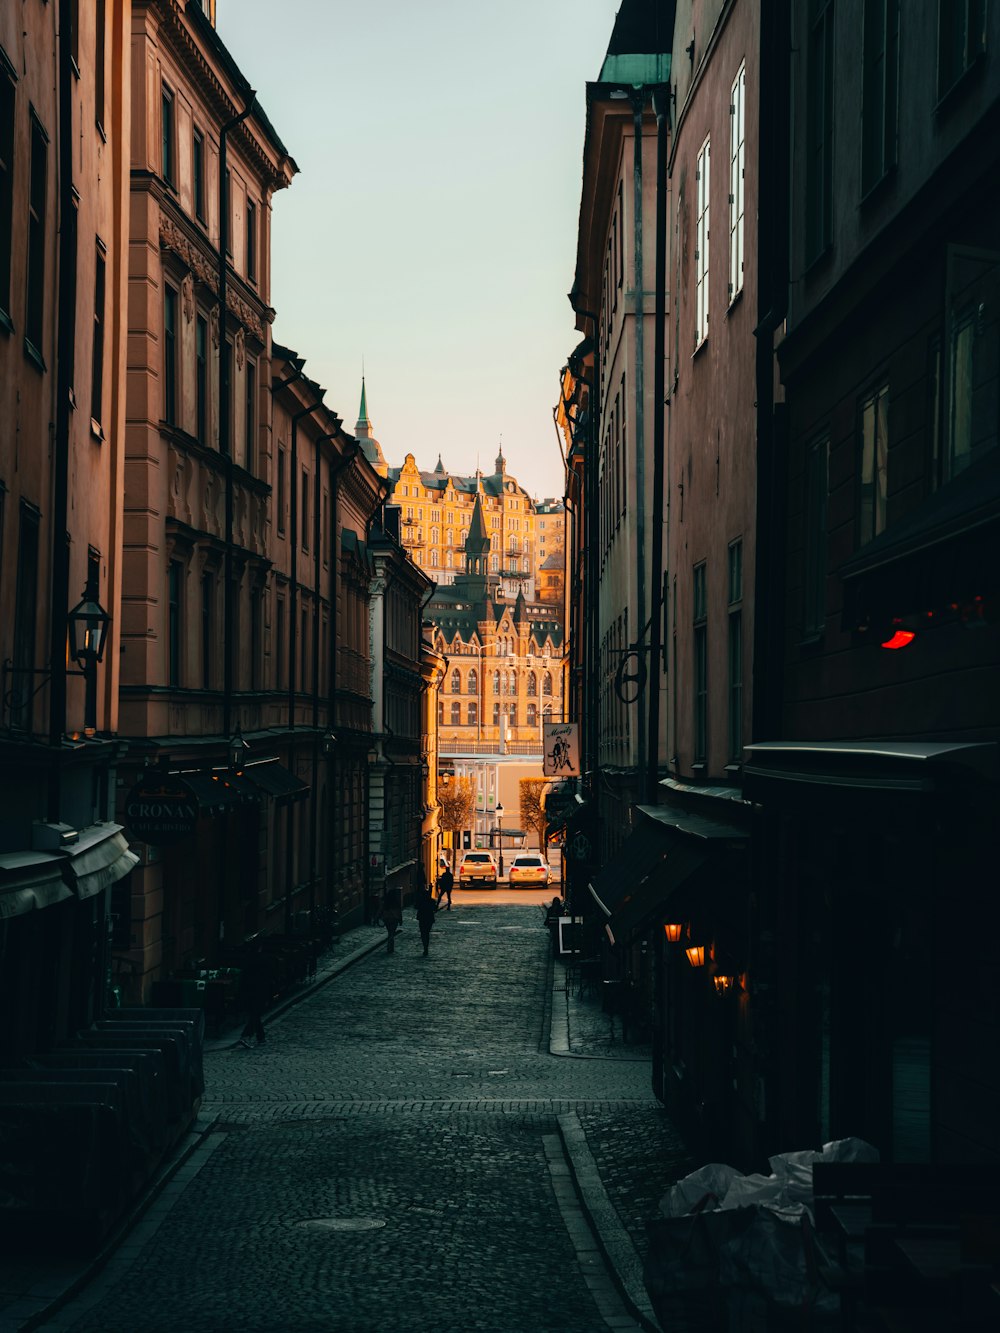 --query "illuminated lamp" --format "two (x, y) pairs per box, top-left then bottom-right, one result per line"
(685, 943), (706, 968)
(663, 922), (684, 943)
(880, 628), (916, 650)
(713, 974), (735, 995)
